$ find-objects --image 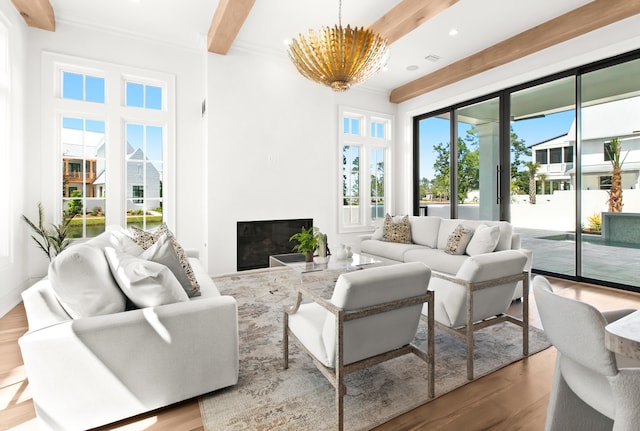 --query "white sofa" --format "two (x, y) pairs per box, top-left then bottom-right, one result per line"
(360, 216), (531, 301)
(19, 226), (239, 431)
